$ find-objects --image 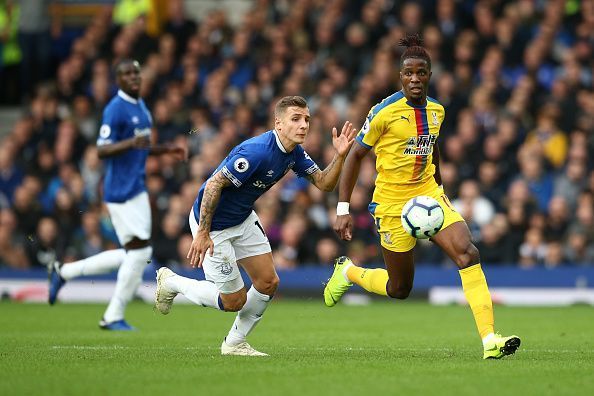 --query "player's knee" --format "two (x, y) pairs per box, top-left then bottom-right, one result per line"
(386, 283), (412, 300)
(125, 238), (150, 250)
(456, 243), (480, 269)
(254, 275), (279, 296)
